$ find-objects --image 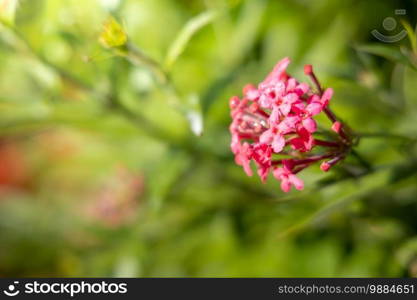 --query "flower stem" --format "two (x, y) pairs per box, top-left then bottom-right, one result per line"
(305, 67), (350, 143)
(313, 139), (340, 148)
